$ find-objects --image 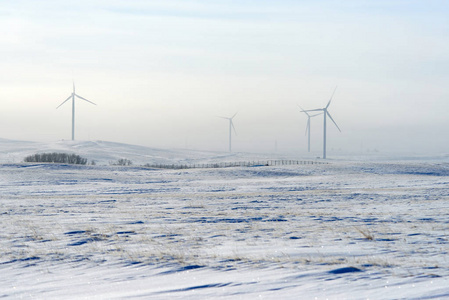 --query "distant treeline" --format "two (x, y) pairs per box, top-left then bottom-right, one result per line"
(24, 153), (88, 165)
